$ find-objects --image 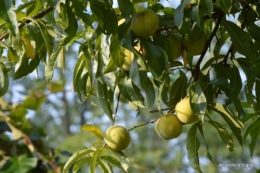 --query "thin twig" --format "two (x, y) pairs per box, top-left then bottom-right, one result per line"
(128, 118), (158, 131)
(193, 11), (225, 81)
(149, 107), (174, 113)
(112, 92), (120, 125)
